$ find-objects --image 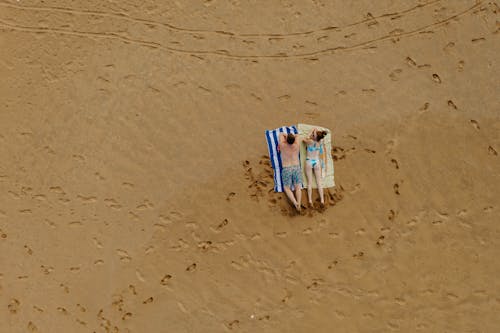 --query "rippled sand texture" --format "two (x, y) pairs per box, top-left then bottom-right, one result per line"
(1, 0), (499, 332)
